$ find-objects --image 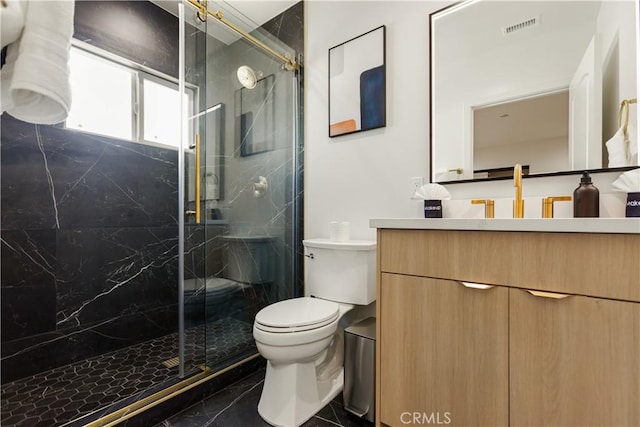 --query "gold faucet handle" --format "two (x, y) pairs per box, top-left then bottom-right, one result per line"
(471, 199), (495, 218)
(542, 196), (572, 218)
